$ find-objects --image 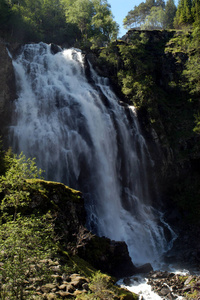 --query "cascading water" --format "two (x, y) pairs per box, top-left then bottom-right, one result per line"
(10, 42), (176, 266)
